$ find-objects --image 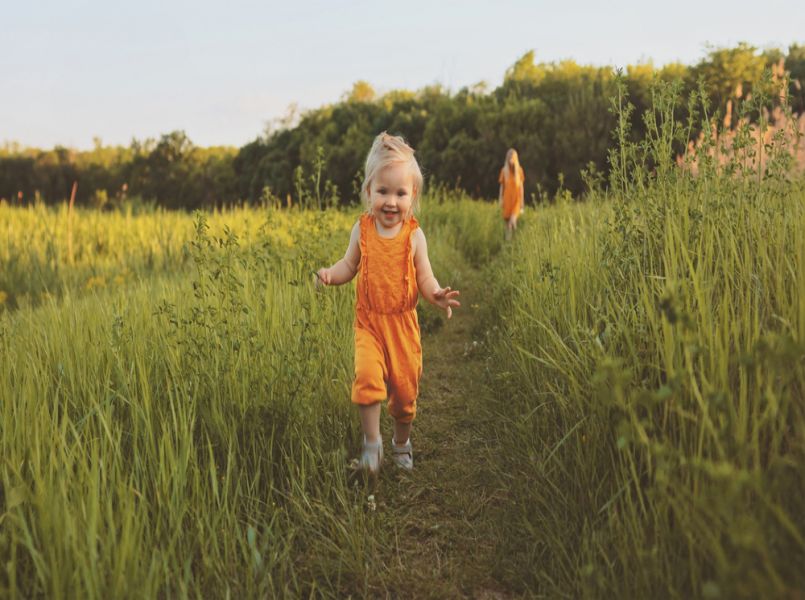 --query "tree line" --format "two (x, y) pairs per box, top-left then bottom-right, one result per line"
(2, 42), (803, 209)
